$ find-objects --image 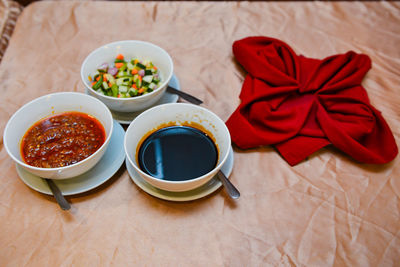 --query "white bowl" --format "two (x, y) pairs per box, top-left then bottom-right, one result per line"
(124, 103), (231, 192)
(80, 40), (174, 112)
(3, 92), (114, 179)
